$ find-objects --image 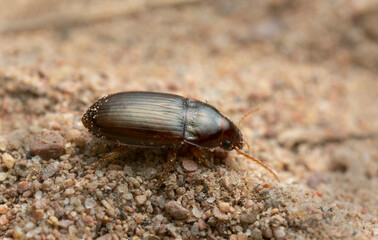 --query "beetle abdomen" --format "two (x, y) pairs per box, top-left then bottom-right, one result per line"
(82, 92), (186, 147)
